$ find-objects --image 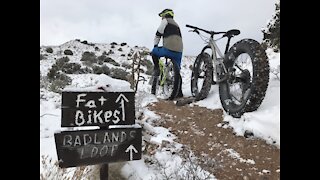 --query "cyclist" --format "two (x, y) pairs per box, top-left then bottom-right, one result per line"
(150, 8), (183, 99)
